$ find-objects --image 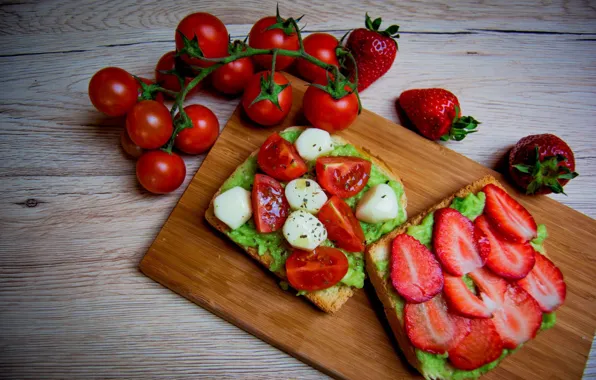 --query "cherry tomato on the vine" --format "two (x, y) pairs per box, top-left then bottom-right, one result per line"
(137, 77), (165, 104)
(174, 104), (220, 155)
(155, 51), (199, 97)
(242, 71), (293, 126)
(175, 13), (229, 68)
(89, 67), (138, 117)
(136, 151), (186, 194)
(120, 129), (144, 158)
(297, 33), (340, 83)
(248, 16), (299, 70)
(125, 100), (173, 149)
(212, 57), (255, 95)
(303, 85), (358, 133)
